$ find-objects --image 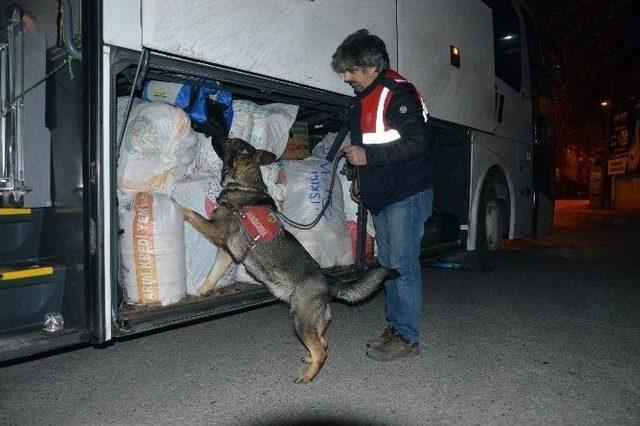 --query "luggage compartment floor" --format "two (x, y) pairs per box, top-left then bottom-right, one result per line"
(0, 327), (86, 363)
